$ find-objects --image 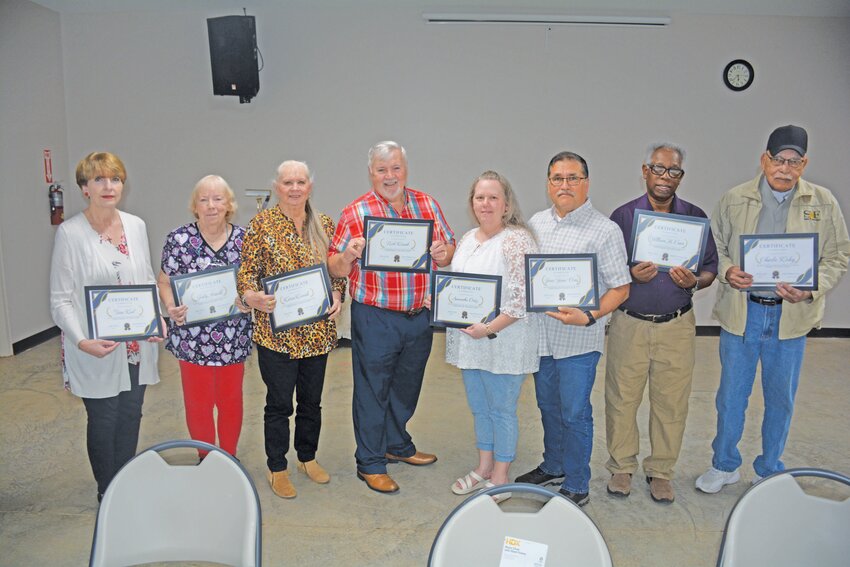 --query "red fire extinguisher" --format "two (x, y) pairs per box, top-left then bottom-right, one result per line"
(49, 183), (64, 225)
